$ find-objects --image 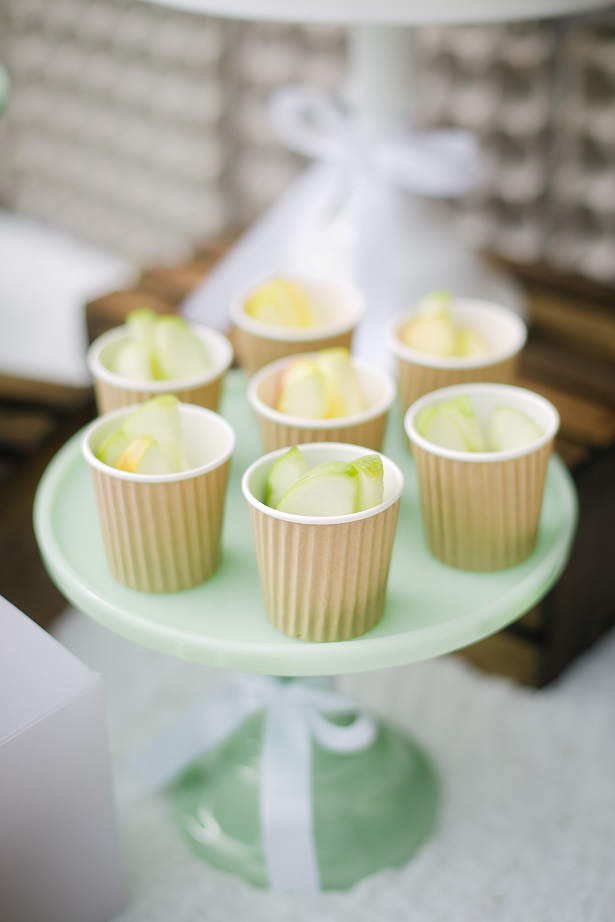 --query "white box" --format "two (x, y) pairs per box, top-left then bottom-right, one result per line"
(0, 597), (125, 922)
